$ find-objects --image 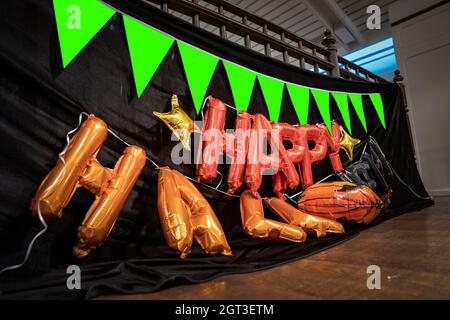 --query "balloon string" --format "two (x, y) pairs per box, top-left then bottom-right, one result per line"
(58, 112), (89, 164)
(284, 194), (297, 205)
(199, 96), (237, 120)
(0, 203), (48, 275)
(284, 173), (335, 204)
(364, 136), (432, 201)
(0, 113), (94, 274)
(215, 170), (223, 189)
(104, 113), (237, 198)
(200, 96), (208, 124)
(359, 139), (369, 161)
(224, 103), (237, 111)
(390, 165), (433, 200)
(184, 175), (238, 198)
(354, 136), (432, 201)
(0, 113), (91, 275)
(107, 128), (161, 169)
